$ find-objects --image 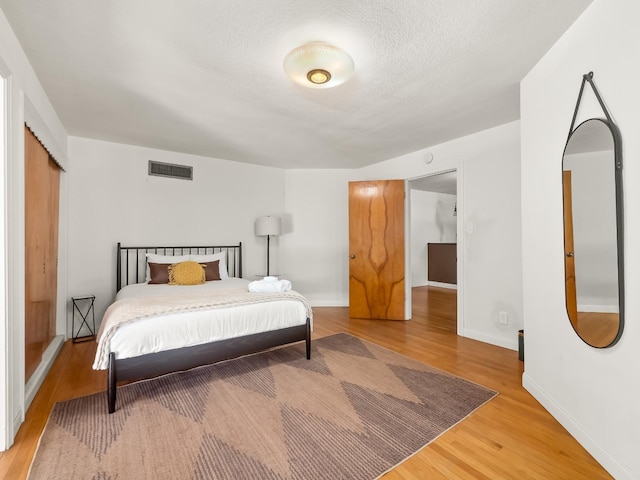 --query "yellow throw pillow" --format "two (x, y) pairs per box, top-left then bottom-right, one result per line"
(168, 261), (206, 285)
